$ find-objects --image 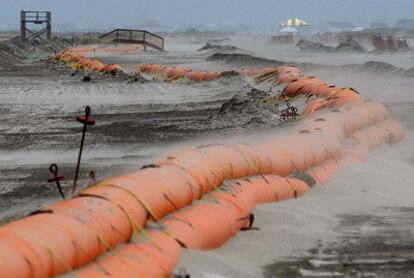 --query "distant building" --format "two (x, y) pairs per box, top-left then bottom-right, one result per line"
(239, 24), (254, 32)
(137, 20), (169, 32)
(183, 27), (199, 35)
(396, 19), (414, 28)
(326, 21), (355, 32)
(370, 21), (389, 29)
